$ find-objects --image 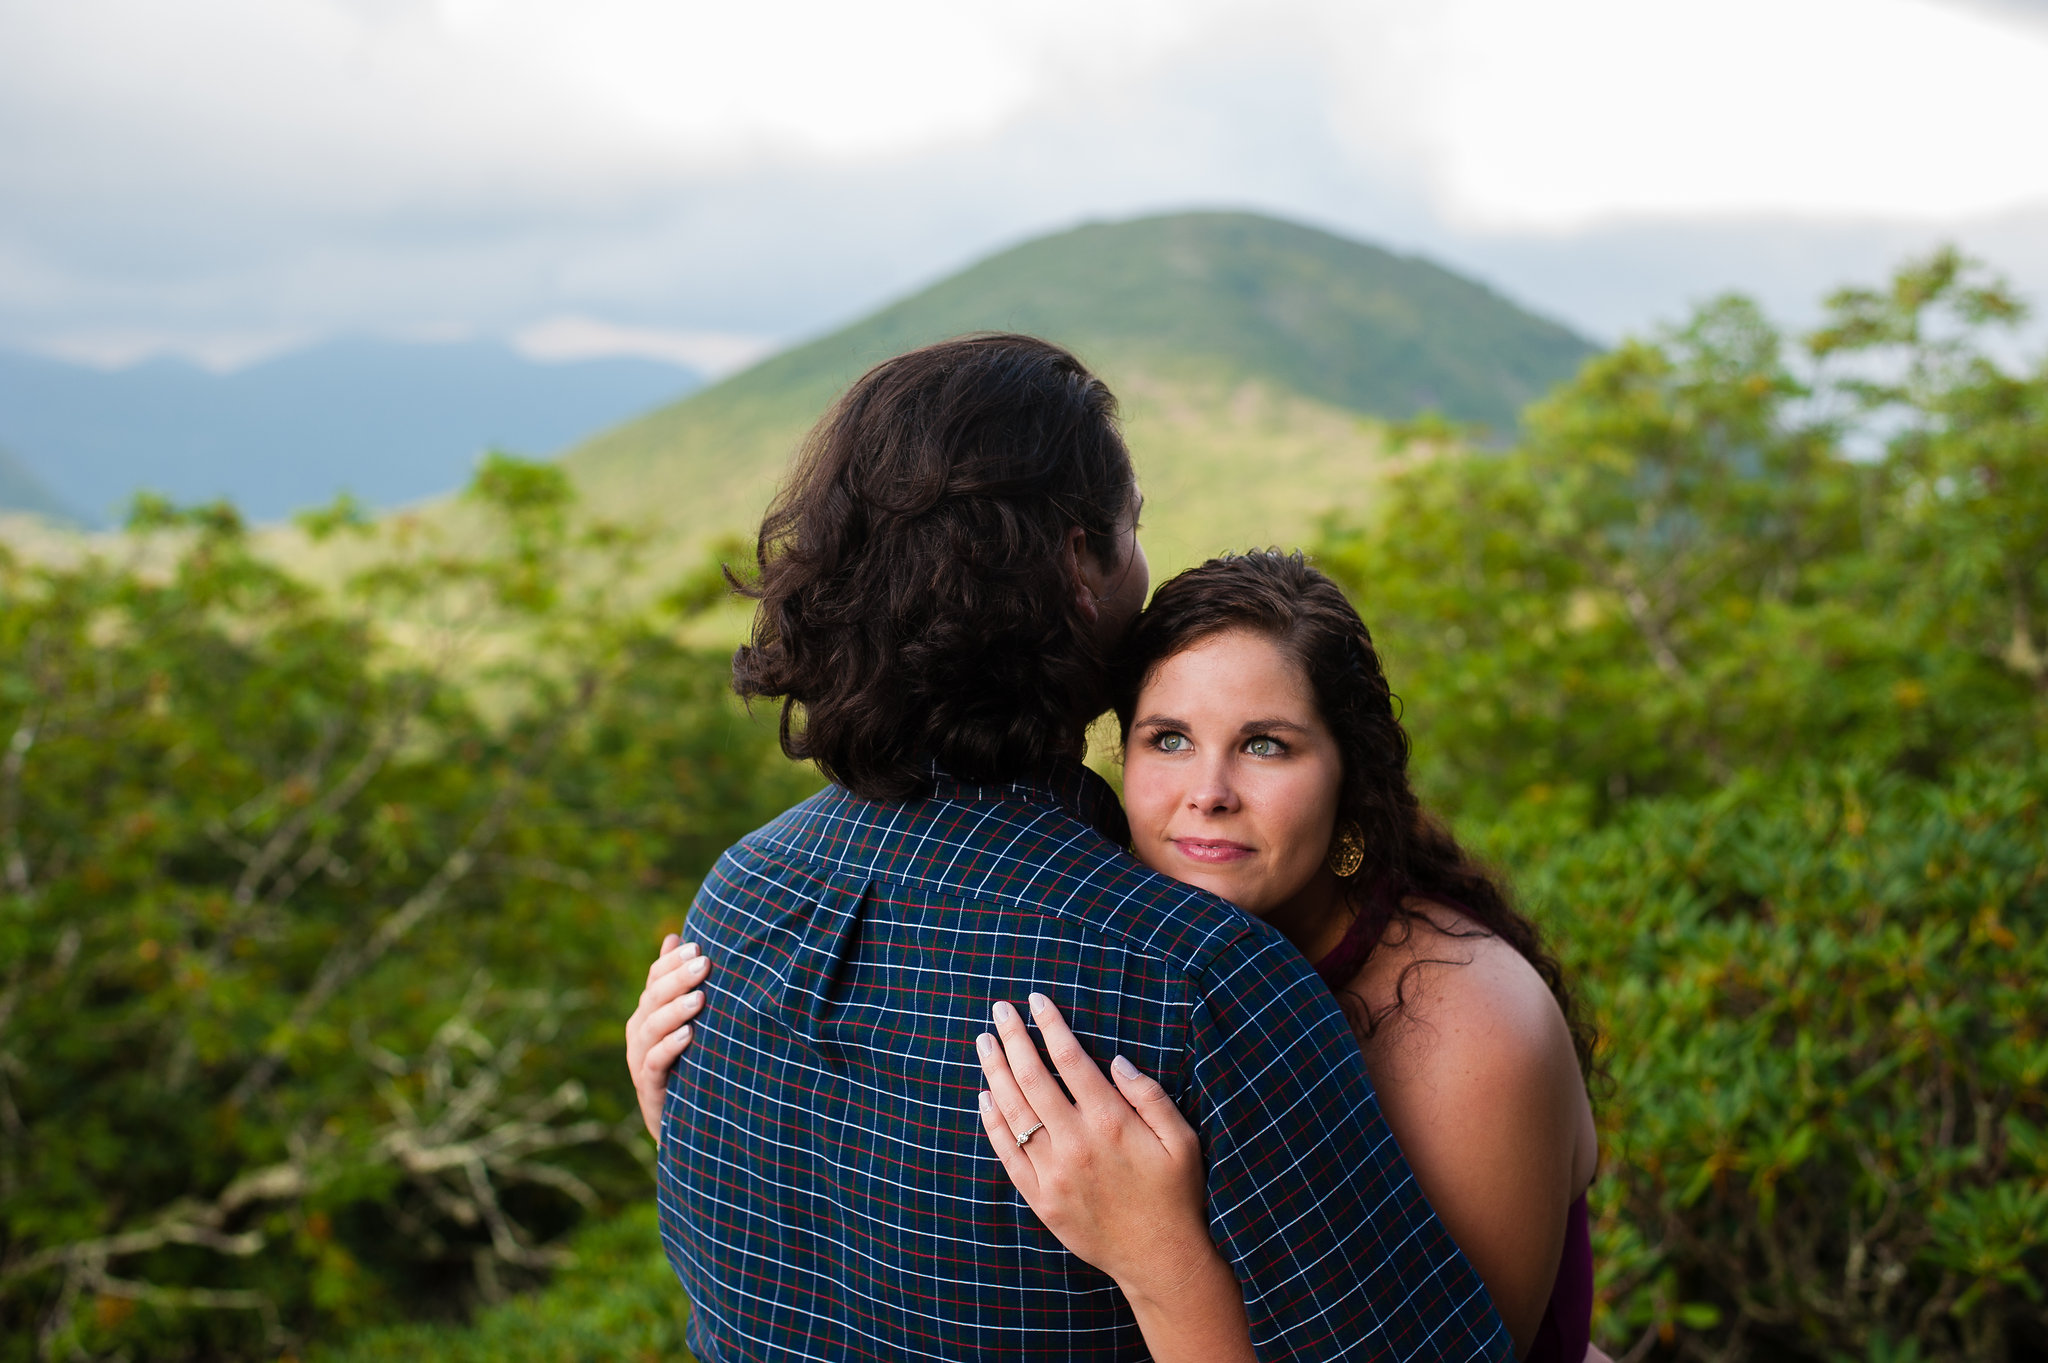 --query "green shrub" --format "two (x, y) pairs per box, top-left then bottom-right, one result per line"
(310, 1204), (692, 1363)
(1496, 762), (2048, 1361)
(0, 465), (813, 1360)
